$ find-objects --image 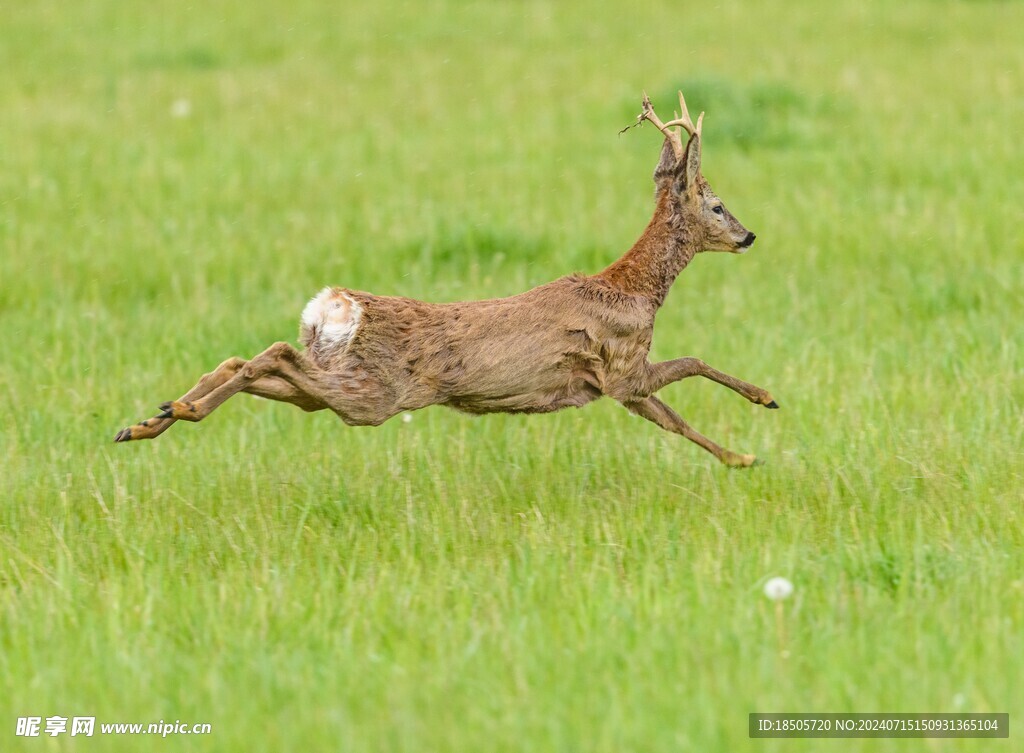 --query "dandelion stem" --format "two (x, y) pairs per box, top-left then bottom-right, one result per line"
(774, 600), (787, 657)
